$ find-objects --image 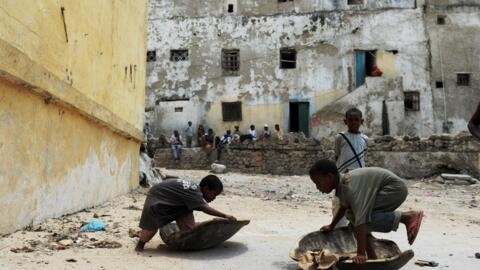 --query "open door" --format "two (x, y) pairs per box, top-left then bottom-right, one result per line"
(289, 102), (310, 137)
(355, 50), (377, 88)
